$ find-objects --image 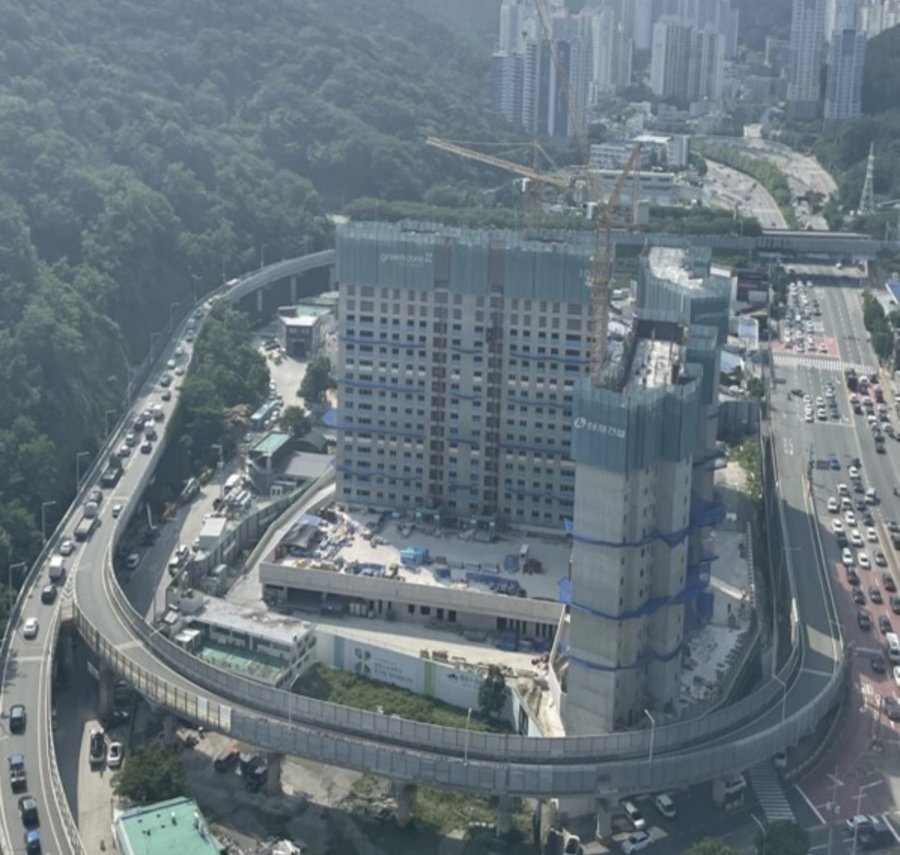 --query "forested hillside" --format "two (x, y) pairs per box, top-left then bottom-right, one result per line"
(0, 0), (512, 579)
